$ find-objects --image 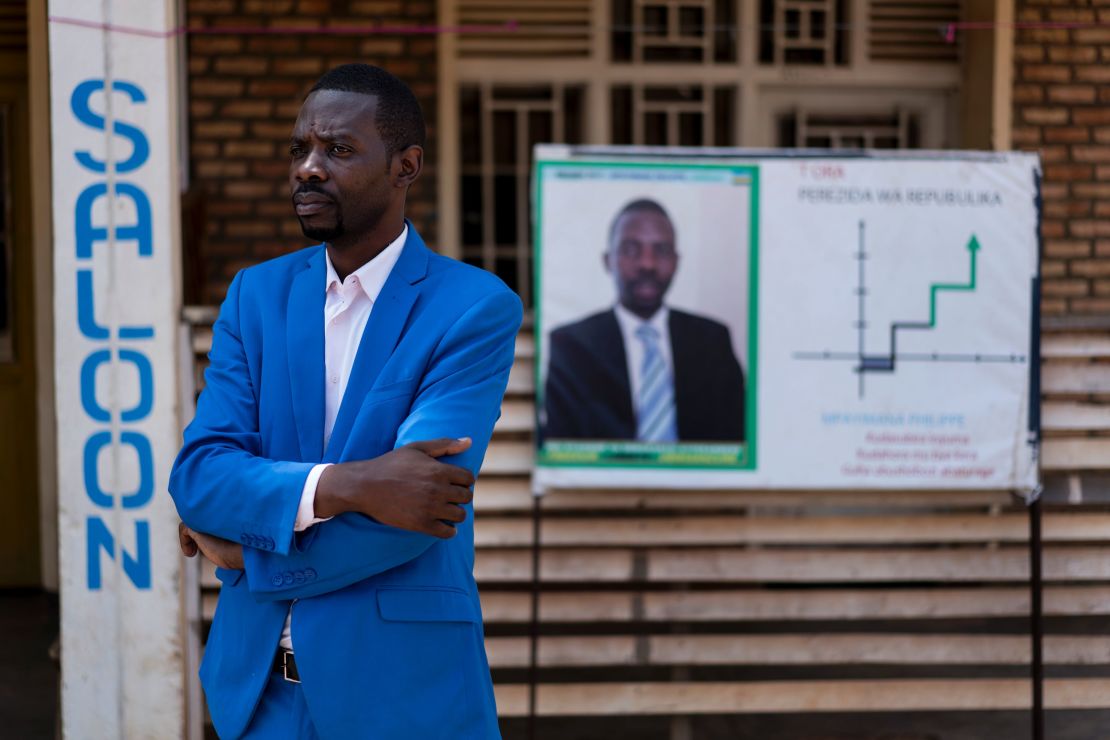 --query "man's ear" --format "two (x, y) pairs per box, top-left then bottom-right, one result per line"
(602, 251), (612, 273)
(393, 145), (423, 188)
